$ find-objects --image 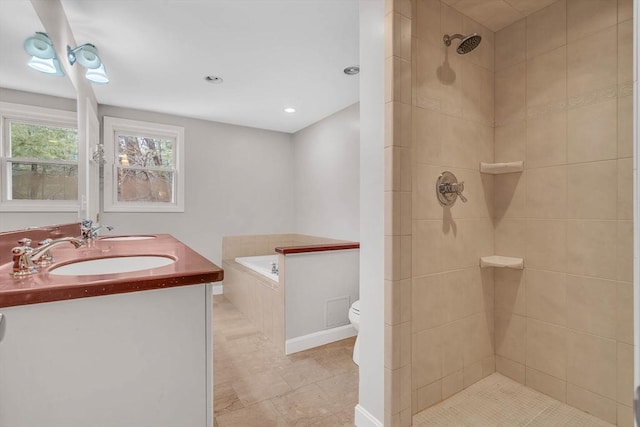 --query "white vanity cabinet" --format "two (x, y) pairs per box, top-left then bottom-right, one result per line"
(0, 284), (213, 427)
